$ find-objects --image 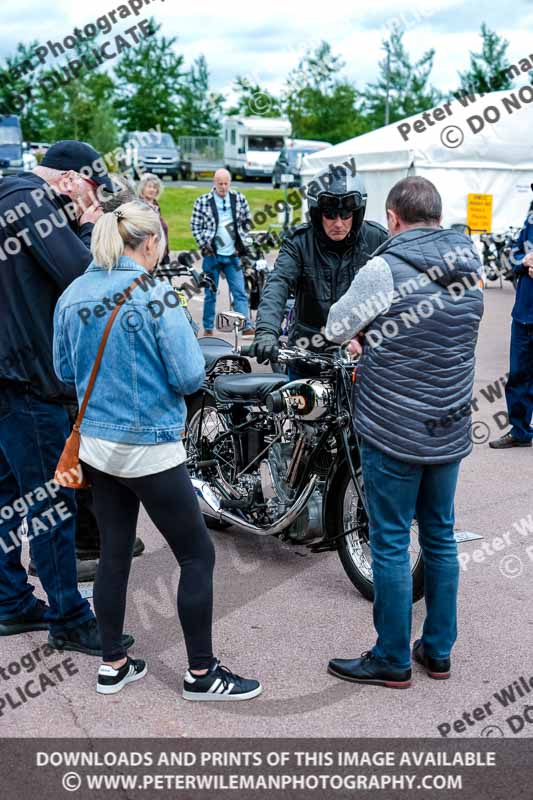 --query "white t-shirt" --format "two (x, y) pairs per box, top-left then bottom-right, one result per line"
(214, 192), (235, 256)
(79, 435), (187, 479)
